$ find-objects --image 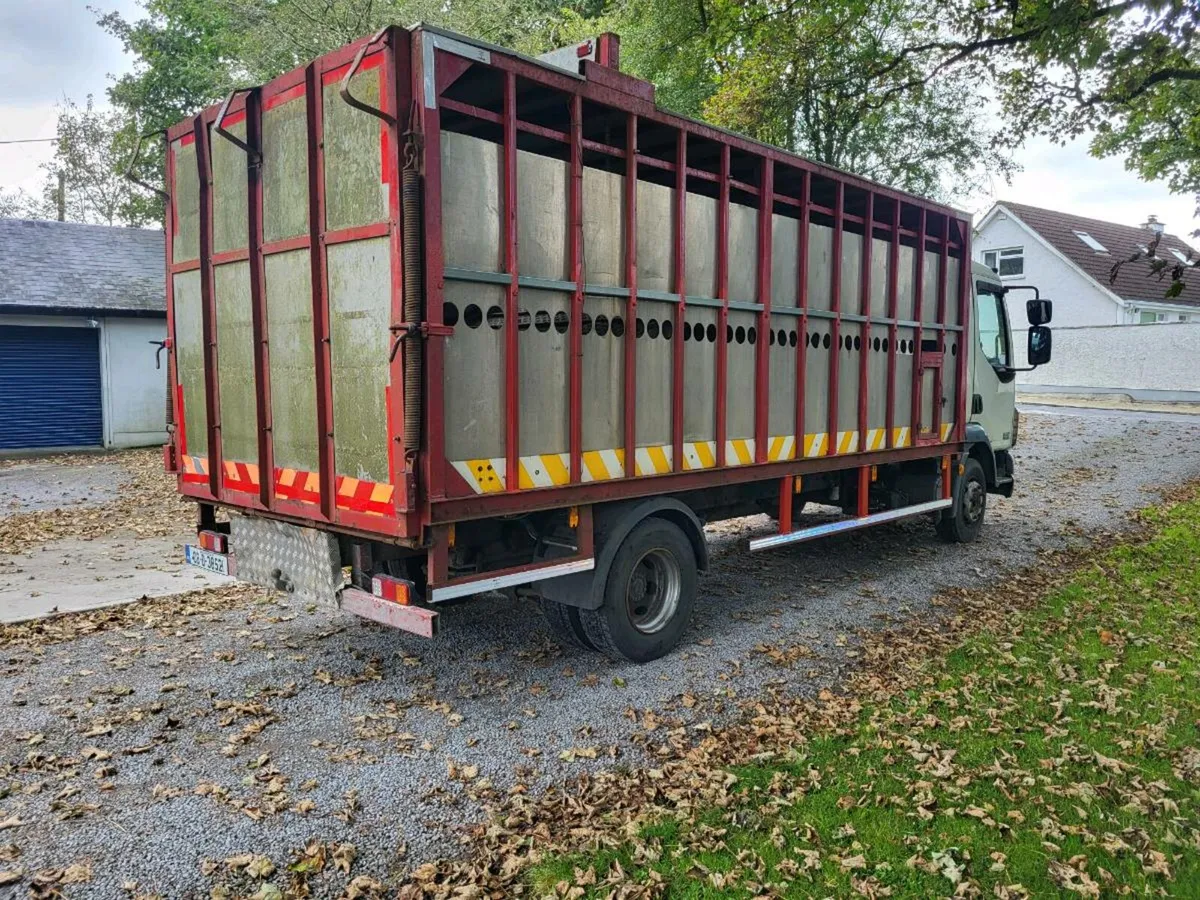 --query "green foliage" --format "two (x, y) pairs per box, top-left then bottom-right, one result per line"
(529, 493), (1200, 896)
